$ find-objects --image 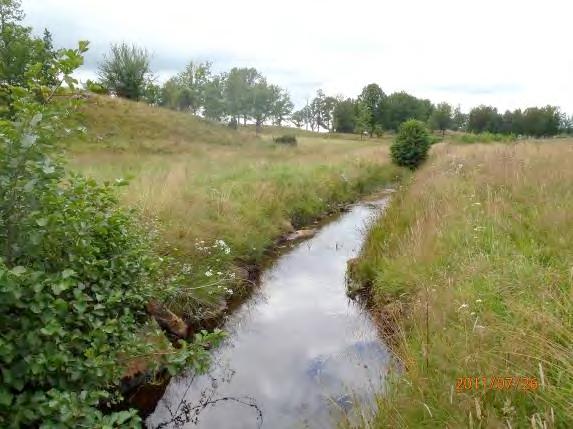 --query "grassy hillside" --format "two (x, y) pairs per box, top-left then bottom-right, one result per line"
(353, 141), (573, 427)
(67, 95), (405, 319)
(67, 94), (257, 152)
